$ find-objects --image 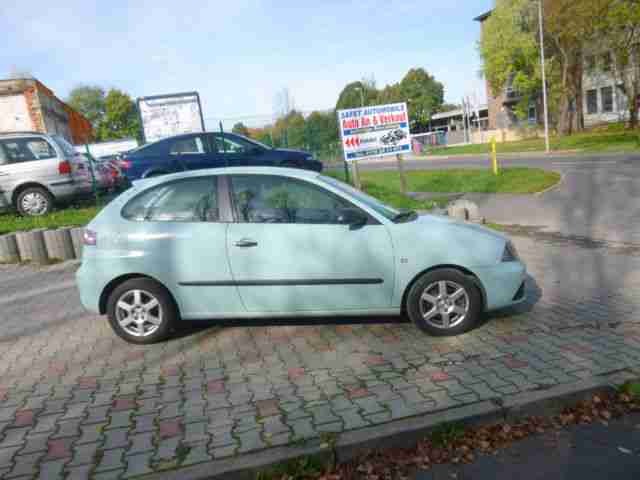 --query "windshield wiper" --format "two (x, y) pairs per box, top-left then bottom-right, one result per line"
(392, 210), (417, 223)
